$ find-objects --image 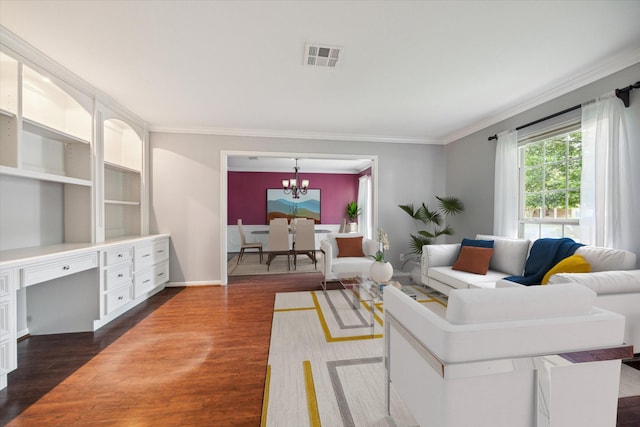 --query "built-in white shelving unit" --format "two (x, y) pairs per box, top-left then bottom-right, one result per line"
(0, 30), (165, 392)
(103, 118), (143, 240)
(0, 59), (94, 251)
(0, 46), (149, 251)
